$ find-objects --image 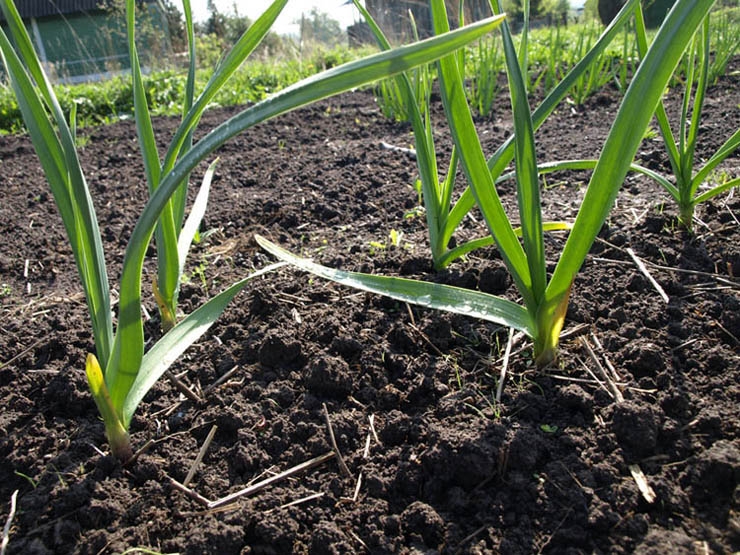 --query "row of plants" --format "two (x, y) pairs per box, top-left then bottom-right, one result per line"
(1, 6), (735, 134)
(376, 4), (738, 118)
(0, 43), (369, 134)
(0, 0), (507, 461)
(1, 0), (737, 463)
(260, 0), (738, 367)
(372, 0), (738, 269)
